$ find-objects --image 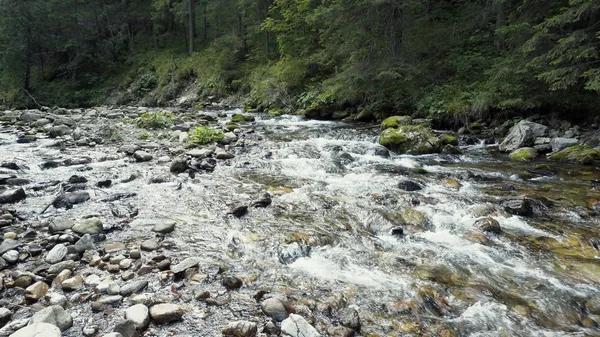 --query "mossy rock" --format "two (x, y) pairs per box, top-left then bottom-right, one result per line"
(548, 145), (600, 165)
(509, 147), (537, 161)
(381, 115), (412, 130)
(231, 114), (255, 123)
(441, 144), (462, 154)
(439, 134), (458, 146)
(355, 109), (374, 122)
(379, 125), (441, 154)
(267, 108), (284, 116)
(469, 122), (483, 130)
